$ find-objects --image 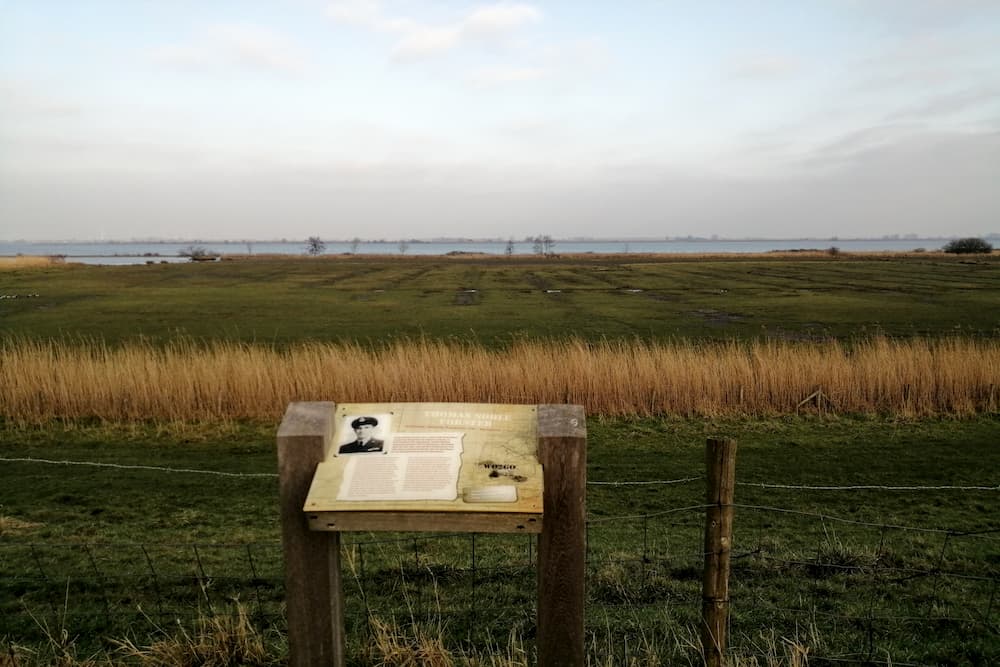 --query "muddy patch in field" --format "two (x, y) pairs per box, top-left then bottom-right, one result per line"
(454, 289), (480, 305)
(689, 309), (744, 326)
(639, 291), (678, 302)
(525, 273), (552, 291)
(350, 289), (384, 302)
(767, 325), (834, 342)
(0, 515), (42, 536)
